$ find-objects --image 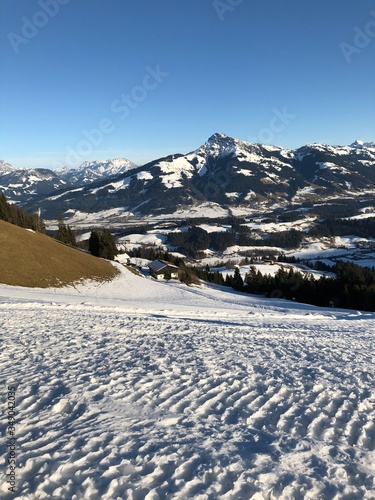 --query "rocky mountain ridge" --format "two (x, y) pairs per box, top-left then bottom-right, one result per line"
(0, 158), (137, 203)
(2, 134), (375, 221)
